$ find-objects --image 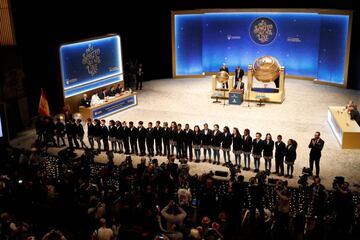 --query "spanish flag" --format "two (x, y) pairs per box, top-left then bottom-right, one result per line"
(38, 88), (50, 116)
